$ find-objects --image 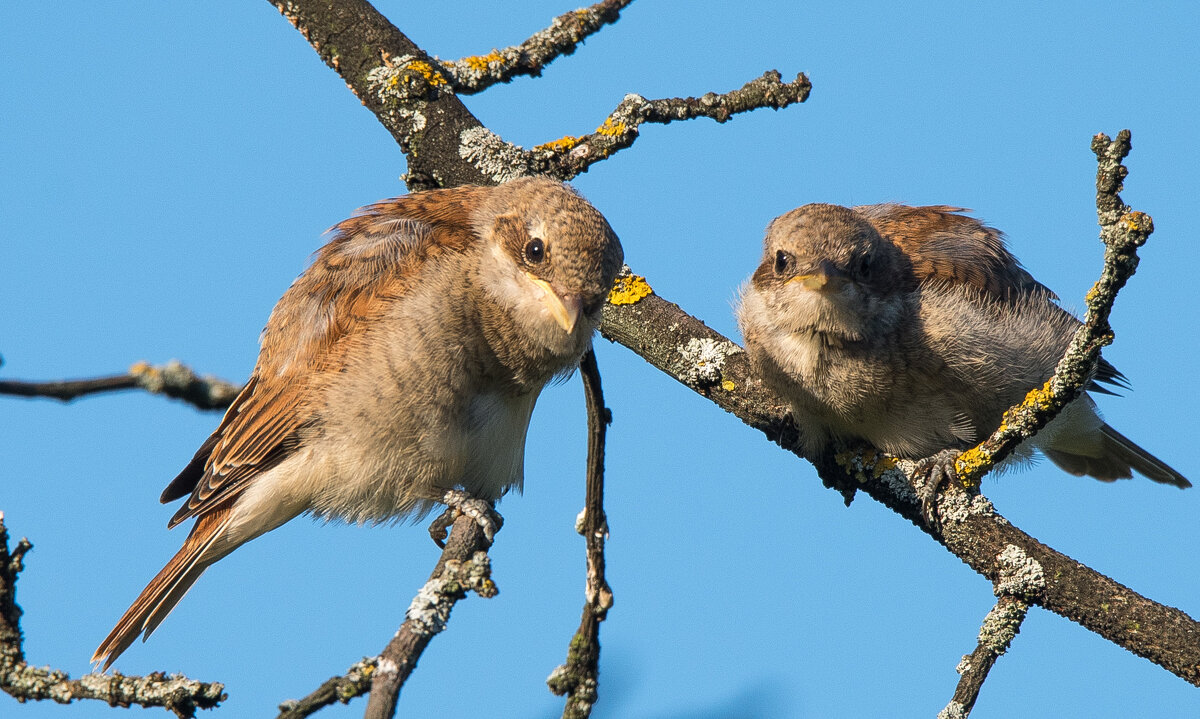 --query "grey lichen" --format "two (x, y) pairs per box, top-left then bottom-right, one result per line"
(994, 544), (1046, 599)
(677, 337), (743, 387)
(402, 552), (497, 637)
(937, 700), (968, 719)
(977, 597), (1029, 654)
(458, 127), (534, 183)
